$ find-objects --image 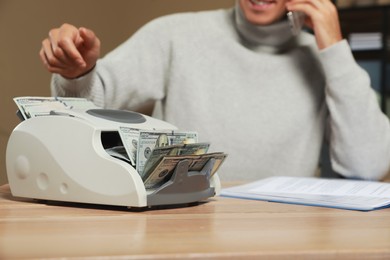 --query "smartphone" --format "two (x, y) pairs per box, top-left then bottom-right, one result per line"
(287, 11), (305, 35)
